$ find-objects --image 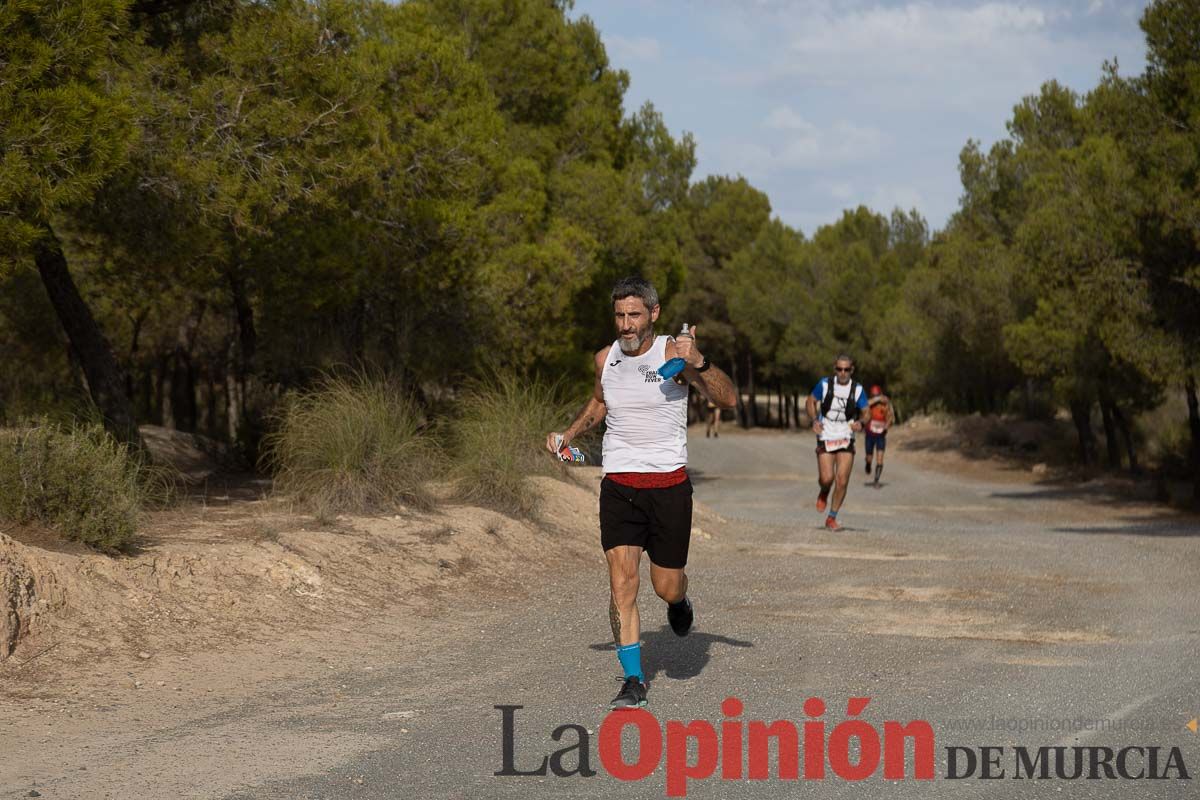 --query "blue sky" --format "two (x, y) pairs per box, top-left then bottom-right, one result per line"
(572, 0), (1149, 235)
